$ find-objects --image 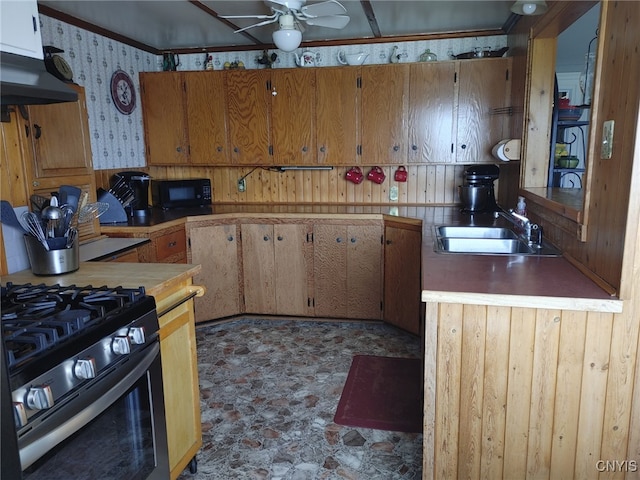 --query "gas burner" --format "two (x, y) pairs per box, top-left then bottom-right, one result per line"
(1, 283), (147, 371)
